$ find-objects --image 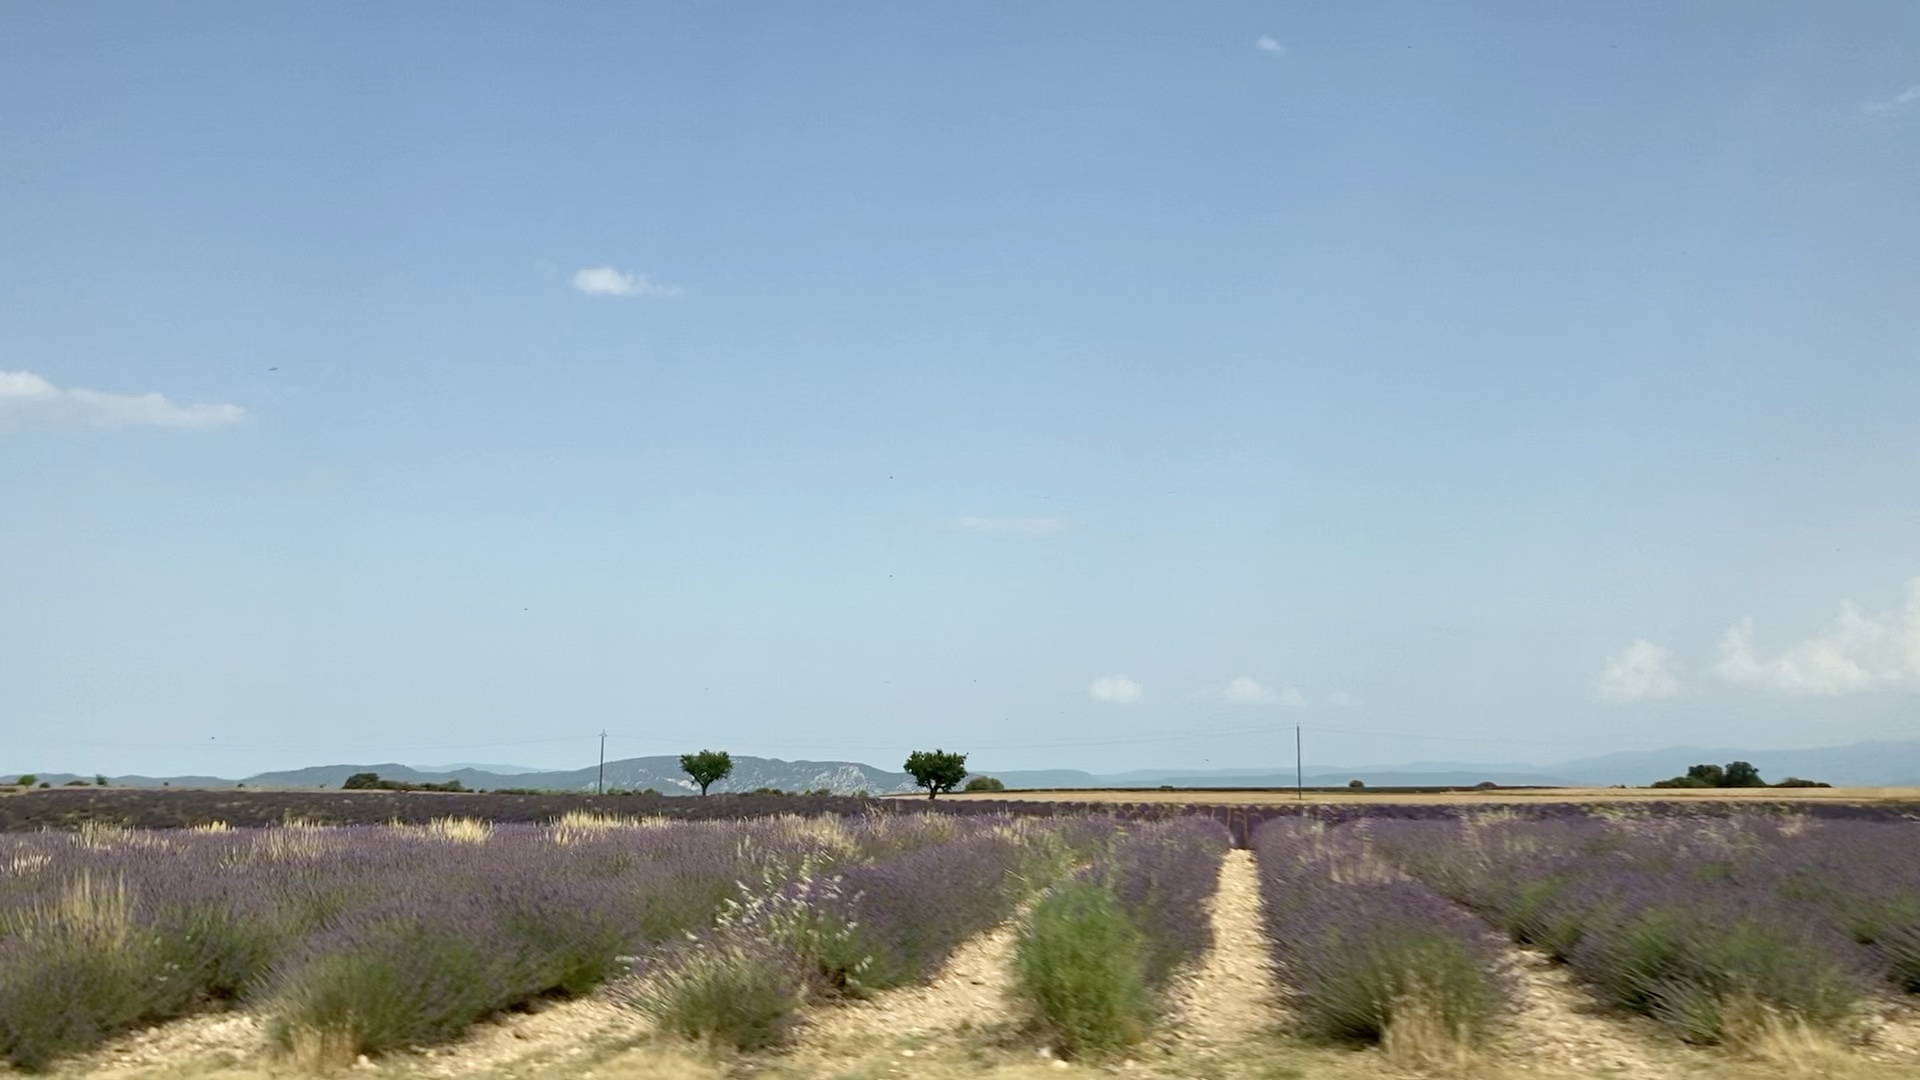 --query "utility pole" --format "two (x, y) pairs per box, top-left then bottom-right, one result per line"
(1296, 724), (1302, 802)
(597, 730), (607, 795)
